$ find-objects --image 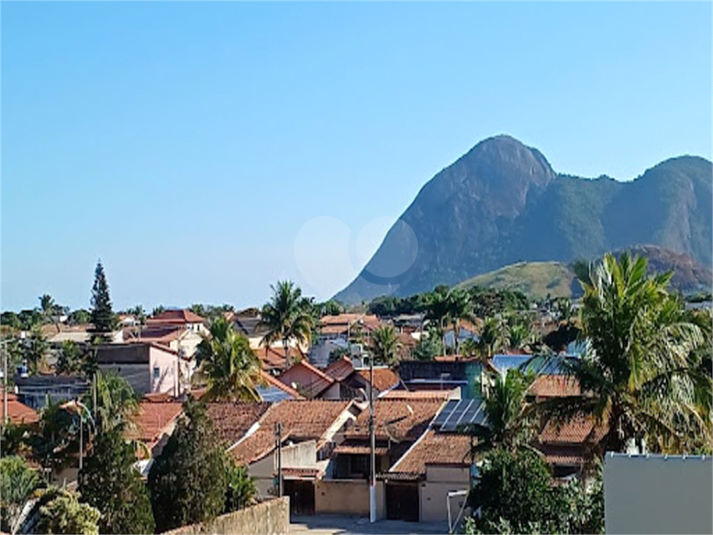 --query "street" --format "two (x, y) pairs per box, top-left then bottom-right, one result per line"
(289, 515), (449, 535)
